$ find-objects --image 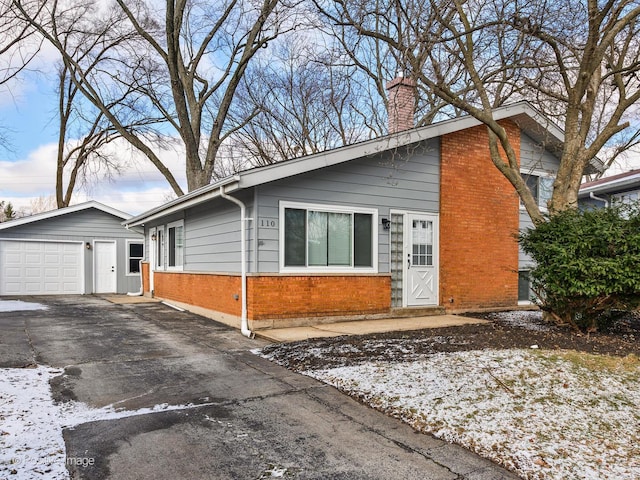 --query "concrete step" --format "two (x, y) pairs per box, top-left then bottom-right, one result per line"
(390, 306), (447, 318)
